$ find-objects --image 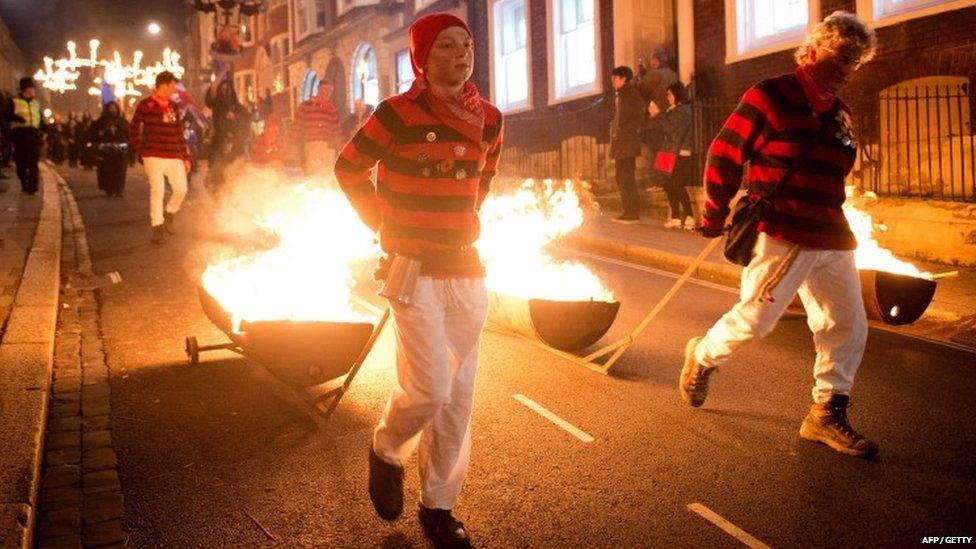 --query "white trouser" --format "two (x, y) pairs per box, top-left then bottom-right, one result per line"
(143, 156), (188, 227)
(695, 233), (868, 403)
(303, 141), (335, 177)
(373, 277), (488, 510)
